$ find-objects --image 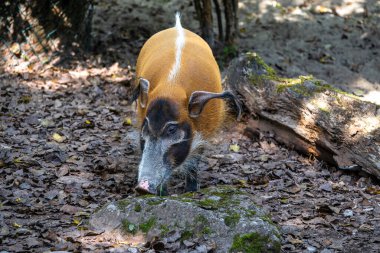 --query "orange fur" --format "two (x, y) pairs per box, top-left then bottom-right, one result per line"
(135, 27), (225, 138)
